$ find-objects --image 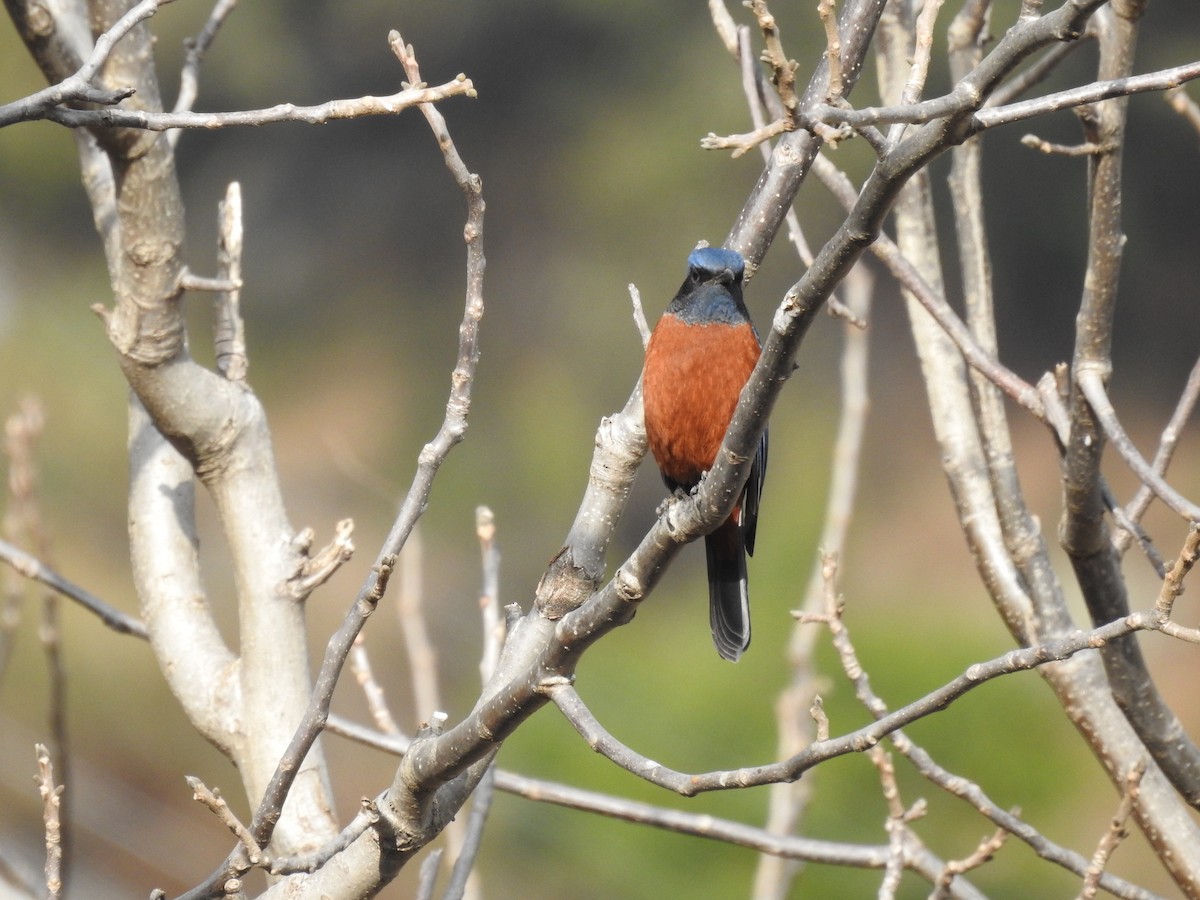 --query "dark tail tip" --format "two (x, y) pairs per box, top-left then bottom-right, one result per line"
(706, 526), (751, 662)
